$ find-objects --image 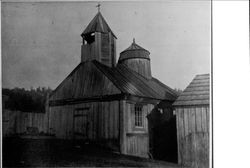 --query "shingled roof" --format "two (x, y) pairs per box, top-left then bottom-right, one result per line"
(119, 39), (150, 62)
(81, 12), (117, 38)
(50, 60), (177, 102)
(94, 61), (177, 101)
(173, 74), (210, 106)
